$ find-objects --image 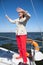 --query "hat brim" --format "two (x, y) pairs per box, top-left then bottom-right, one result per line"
(17, 11), (24, 13)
